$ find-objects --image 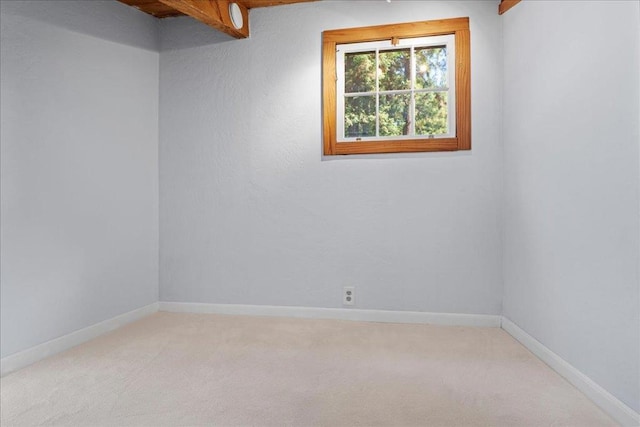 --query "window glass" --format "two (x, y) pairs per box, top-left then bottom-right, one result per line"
(337, 35), (455, 142)
(345, 51), (376, 93)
